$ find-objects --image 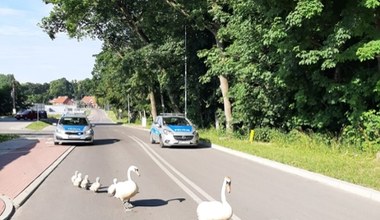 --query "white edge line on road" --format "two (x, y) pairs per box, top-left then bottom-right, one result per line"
(211, 143), (380, 203)
(130, 136), (242, 220)
(129, 136), (203, 204)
